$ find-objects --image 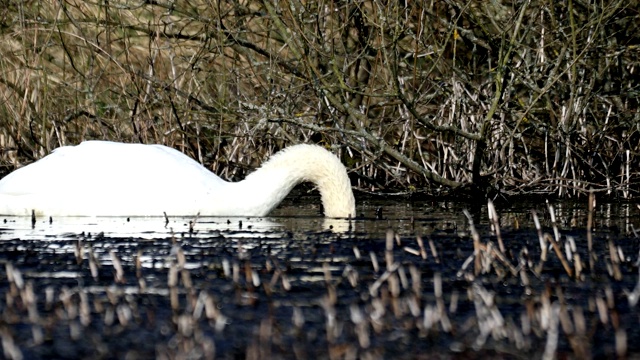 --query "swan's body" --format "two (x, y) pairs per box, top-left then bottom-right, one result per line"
(0, 141), (356, 218)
